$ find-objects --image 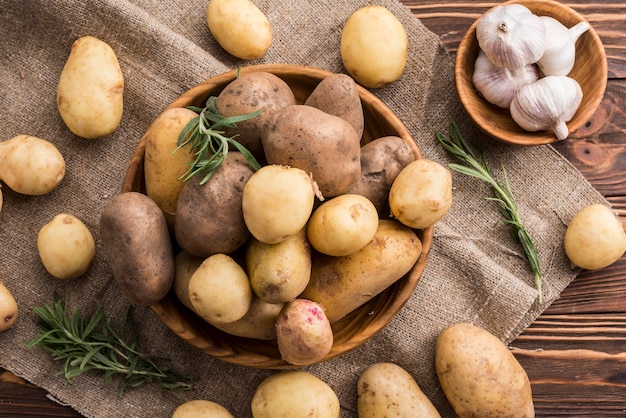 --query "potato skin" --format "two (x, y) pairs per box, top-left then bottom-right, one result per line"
(212, 296), (283, 340)
(99, 192), (175, 307)
(172, 399), (234, 418)
(175, 152), (254, 258)
(0, 282), (18, 332)
(435, 323), (535, 418)
(172, 251), (204, 310)
(57, 36), (124, 138)
(358, 363), (441, 418)
(251, 371), (340, 418)
(301, 219), (422, 323)
(261, 105), (361, 198)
